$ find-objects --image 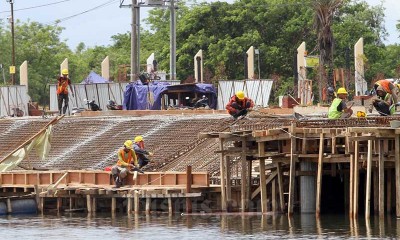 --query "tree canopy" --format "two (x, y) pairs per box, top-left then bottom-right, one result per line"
(0, 0), (398, 105)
